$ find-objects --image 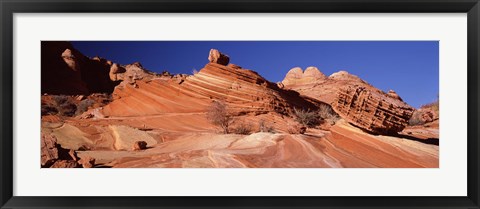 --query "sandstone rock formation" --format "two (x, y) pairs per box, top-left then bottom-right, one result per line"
(409, 101), (439, 125)
(332, 86), (415, 135)
(282, 67), (327, 86)
(208, 49), (230, 65)
(102, 50), (323, 117)
(41, 133), (93, 168)
(280, 68), (372, 104)
(41, 45), (438, 168)
(42, 41), (121, 95)
(387, 90), (403, 101)
(41, 133), (60, 167)
(109, 63), (126, 81)
(78, 156), (96, 168)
